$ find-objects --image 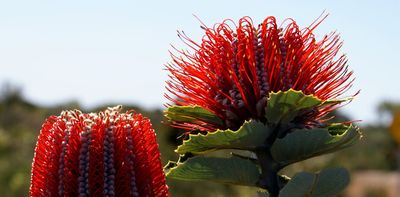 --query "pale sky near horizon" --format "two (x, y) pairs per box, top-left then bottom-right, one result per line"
(0, 0), (399, 124)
